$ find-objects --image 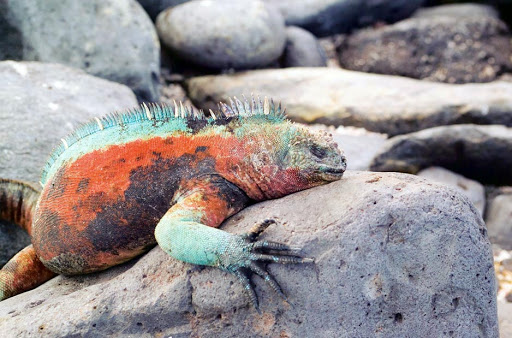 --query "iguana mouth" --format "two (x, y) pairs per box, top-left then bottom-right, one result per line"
(323, 167), (345, 174)
(320, 156), (347, 175)
(317, 166), (346, 181)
